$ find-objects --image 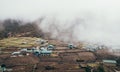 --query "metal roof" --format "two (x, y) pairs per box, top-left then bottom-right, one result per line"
(103, 60), (117, 64)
